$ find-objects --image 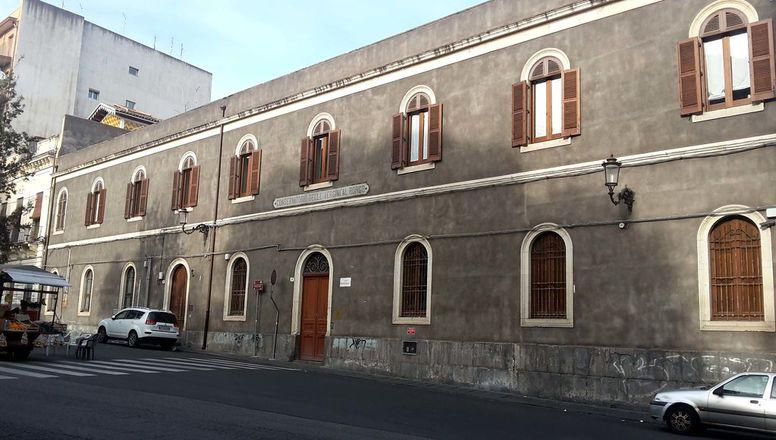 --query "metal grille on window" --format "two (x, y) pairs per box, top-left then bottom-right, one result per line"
(401, 242), (428, 317)
(709, 216), (763, 321)
(229, 258), (247, 316)
(530, 232), (566, 319)
(303, 253), (329, 274)
(123, 267), (135, 309)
